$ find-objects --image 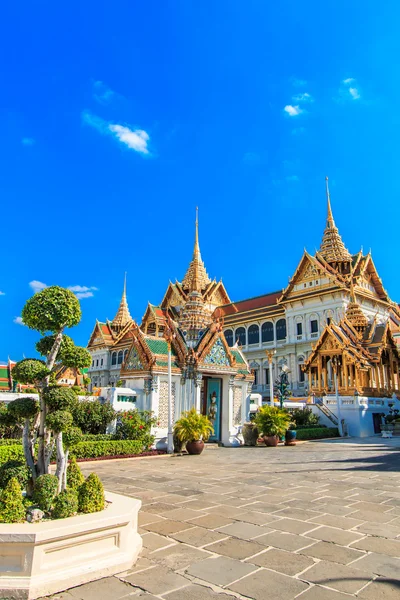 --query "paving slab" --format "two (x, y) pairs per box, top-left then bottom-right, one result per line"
(162, 584), (236, 599)
(246, 547), (315, 575)
(299, 540), (365, 565)
(149, 543), (211, 570)
(255, 530), (316, 551)
(205, 537), (264, 559)
(299, 585), (357, 600)
(216, 521), (268, 540)
(123, 566), (188, 595)
(141, 532), (176, 551)
(350, 536), (400, 557)
(170, 525), (228, 547)
(307, 525), (364, 545)
(228, 567), (309, 600)
(303, 560), (373, 594)
(186, 514), (234, 529)
(357, 577), (400, 599)
(354, 552), (400, 578)
(186, 555), (257, 586)
(143, 519), (193, 536)
(64, 577), (136, 599)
